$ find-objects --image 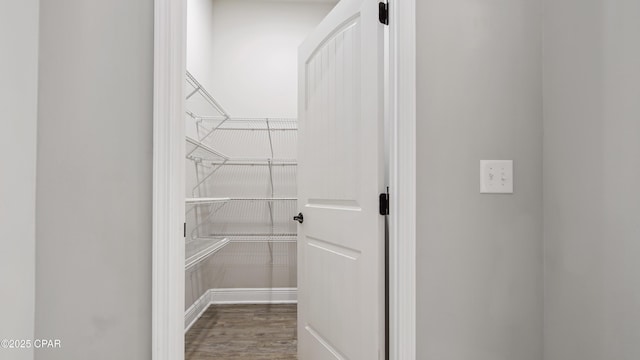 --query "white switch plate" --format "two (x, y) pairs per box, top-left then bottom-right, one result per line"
(480, 160), (513, 194)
